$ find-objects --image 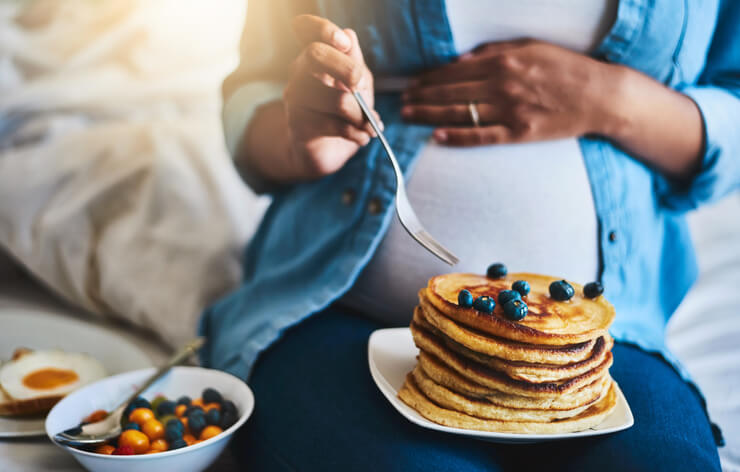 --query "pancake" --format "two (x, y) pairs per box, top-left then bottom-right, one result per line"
(410, 366), (602, 422)
(398, 373), (618, 434)
(425, 273), (615, 345)
(415, 306), (612, 382)
(411, 321), (613, 398)
(417, 300), (596, 365)
(418, 351), (612, 410)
